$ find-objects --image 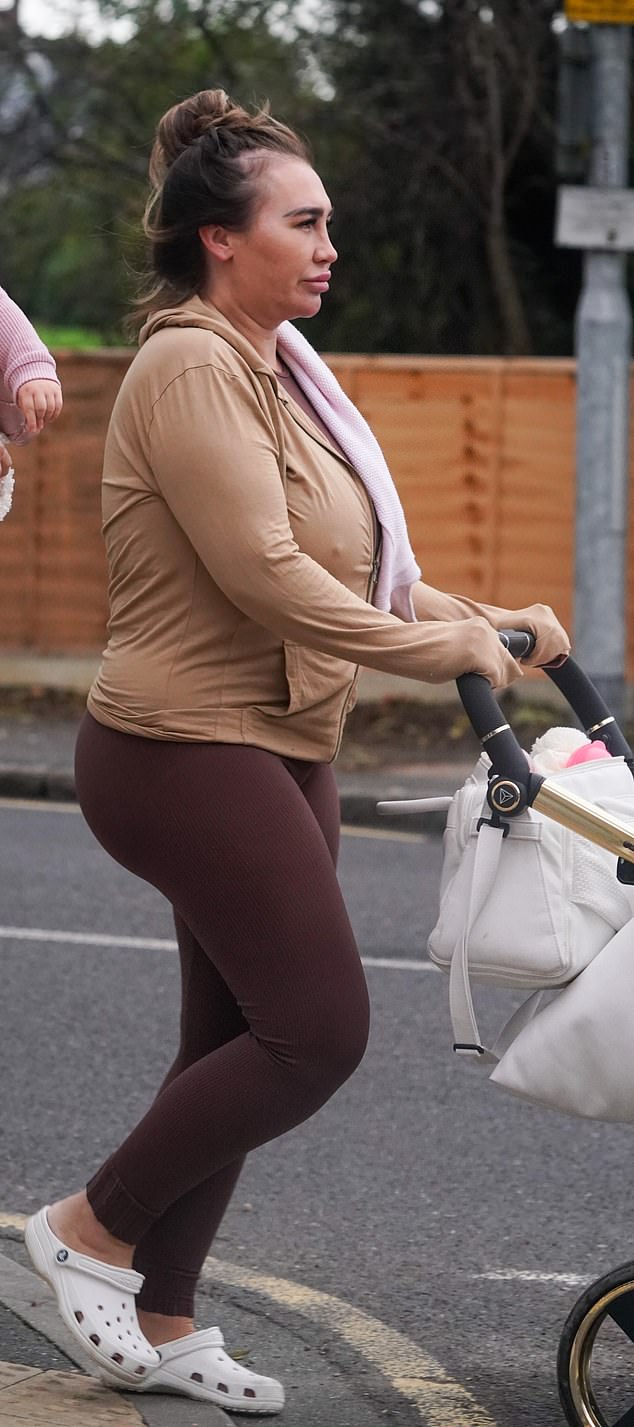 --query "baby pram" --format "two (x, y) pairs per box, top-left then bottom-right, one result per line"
(379, 632), (634, 1427)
